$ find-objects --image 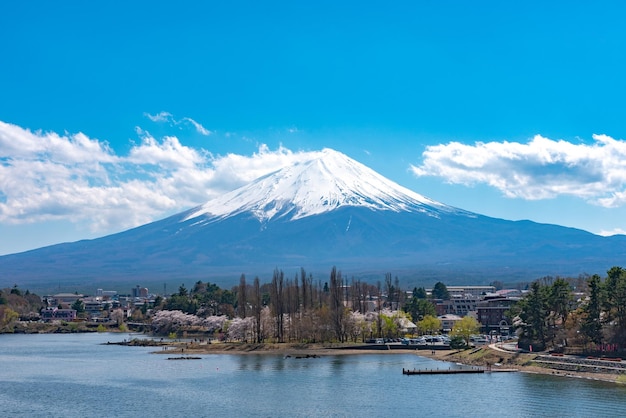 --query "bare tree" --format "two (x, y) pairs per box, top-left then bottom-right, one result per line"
(270, 268), (285, 342)
(376, 280), (382, 338)
(237, 274), (247, 318)
(252, 277), (262, 343)
(329, 266), (345, 342)
(300, 267), (308, 311)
